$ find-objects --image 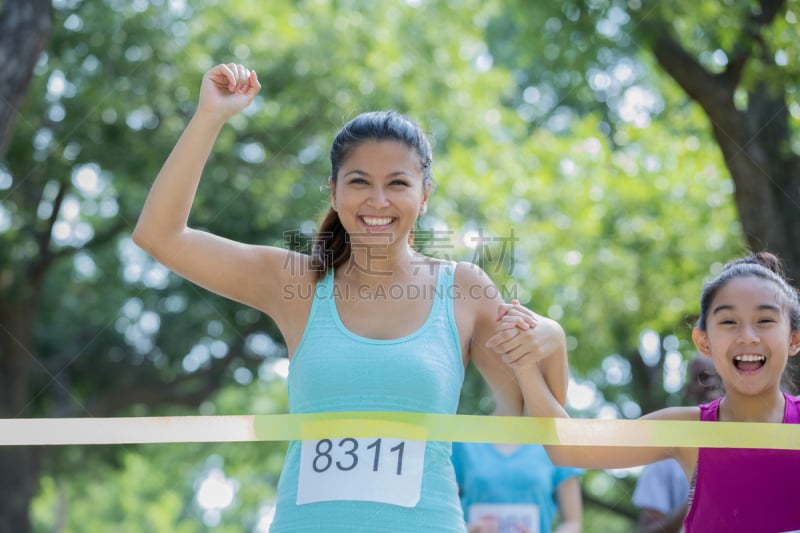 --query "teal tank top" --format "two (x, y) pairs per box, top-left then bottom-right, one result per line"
(270, 263), (466, 532)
